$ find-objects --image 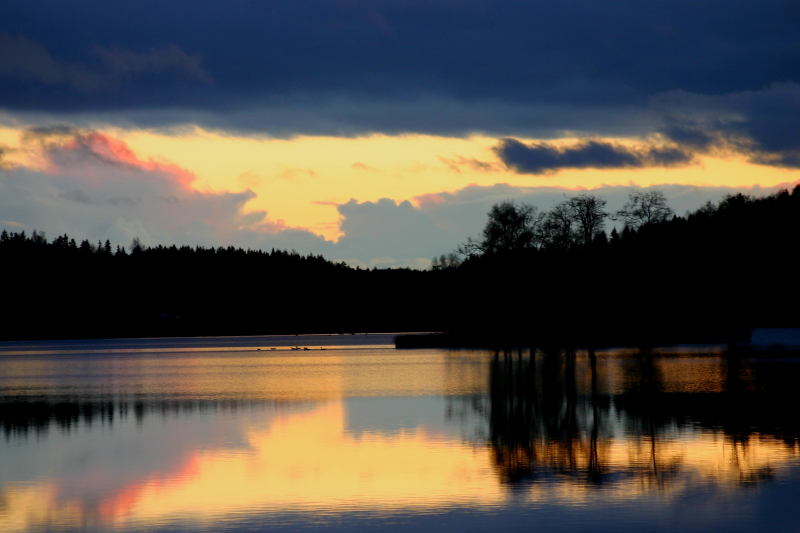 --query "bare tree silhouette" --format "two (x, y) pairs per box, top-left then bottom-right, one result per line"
(566, 193), (608, 247)
(615, 190), (674, 230)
